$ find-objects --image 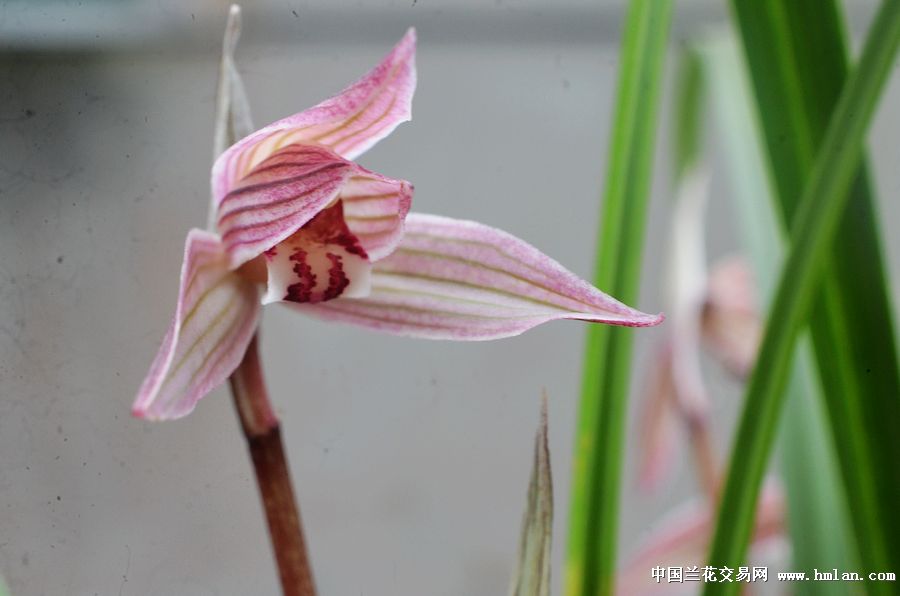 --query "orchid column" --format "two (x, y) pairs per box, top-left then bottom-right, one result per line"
(133, 6), (662, 593)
